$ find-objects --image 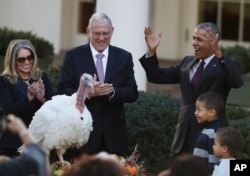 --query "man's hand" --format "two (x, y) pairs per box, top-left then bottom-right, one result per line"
(88, 83), (113, 97)
(144, 26), (162, 57)
(87, 74), (114, 98)
(205, 28), (223, 58)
